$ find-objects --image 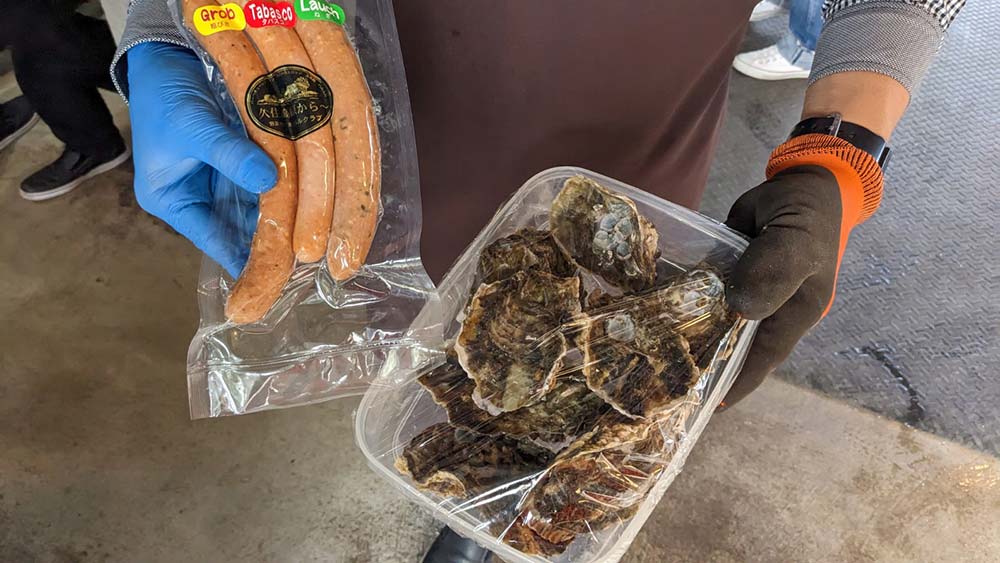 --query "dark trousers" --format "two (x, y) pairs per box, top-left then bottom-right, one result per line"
(1, 0), (121, 156)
